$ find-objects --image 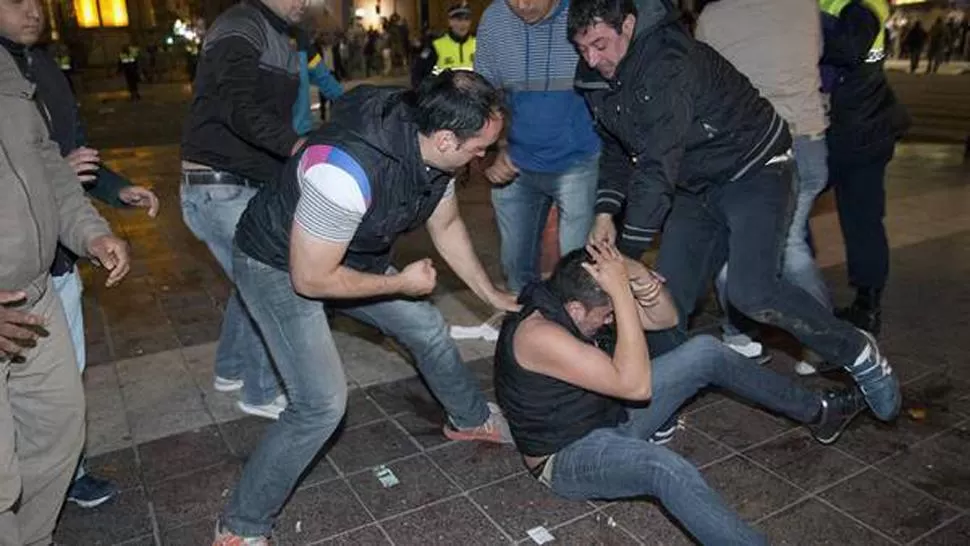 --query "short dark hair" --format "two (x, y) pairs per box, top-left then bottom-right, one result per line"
(567, 0), (637, 40)
(547, 249), (611, 309)
(407, 70), (507, 142)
